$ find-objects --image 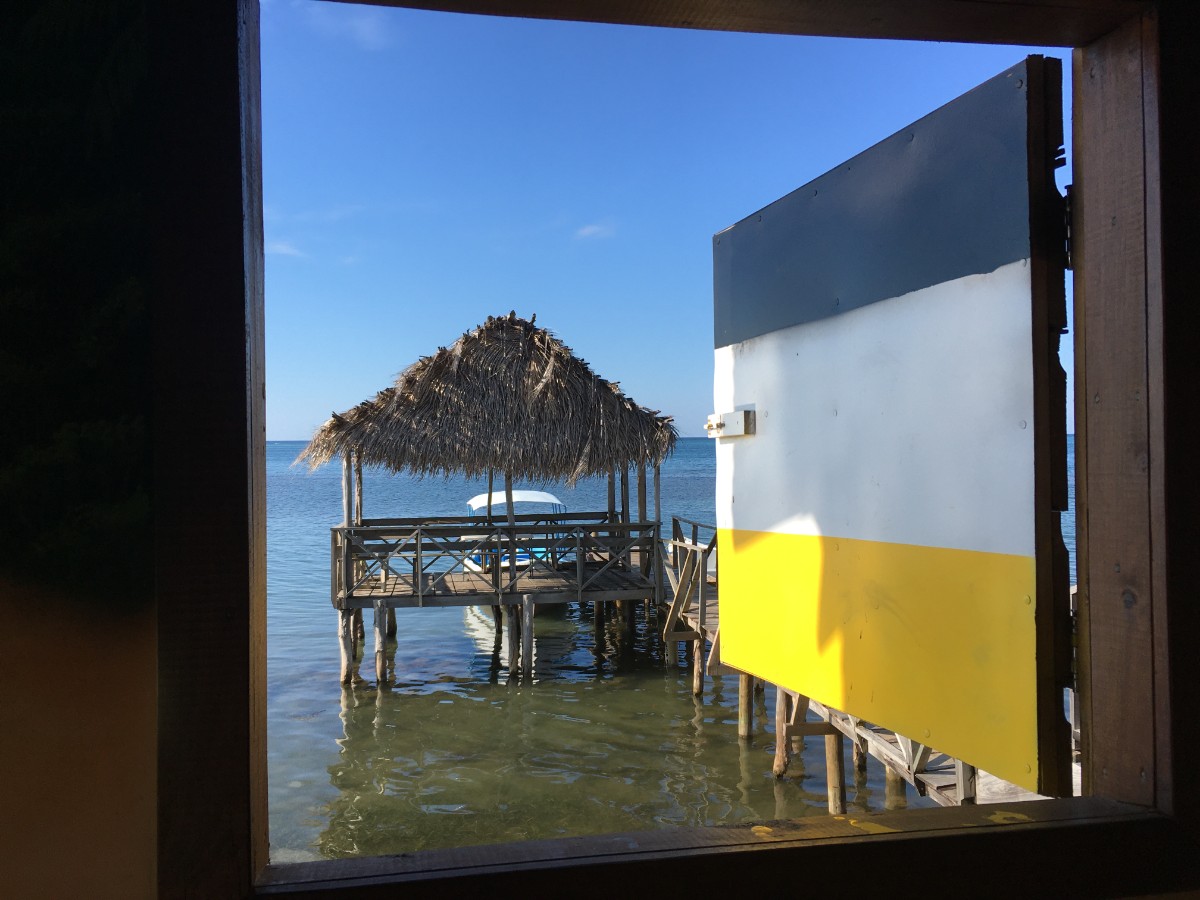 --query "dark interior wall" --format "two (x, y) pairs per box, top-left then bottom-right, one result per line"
(0, 4), (158, 896)
(0, 3), (153, 603)
(2, 1), (1199, 897)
